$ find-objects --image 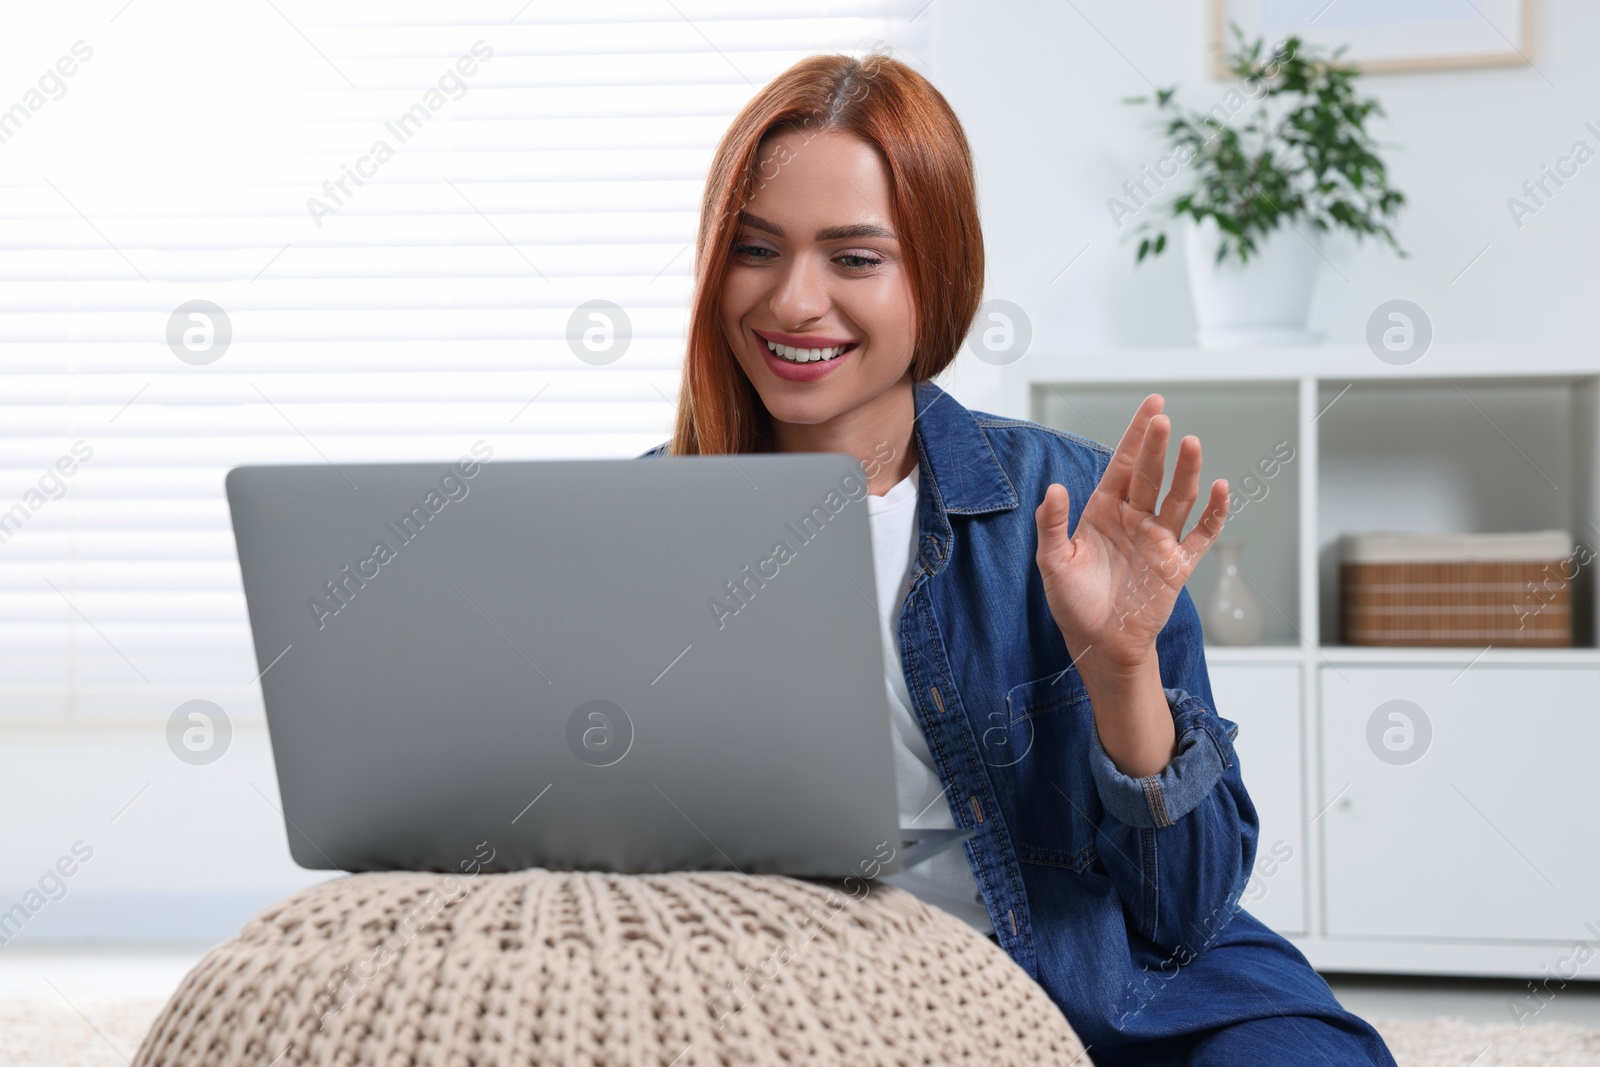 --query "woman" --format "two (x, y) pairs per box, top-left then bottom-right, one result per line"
(645, 50), (1395, 1067)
